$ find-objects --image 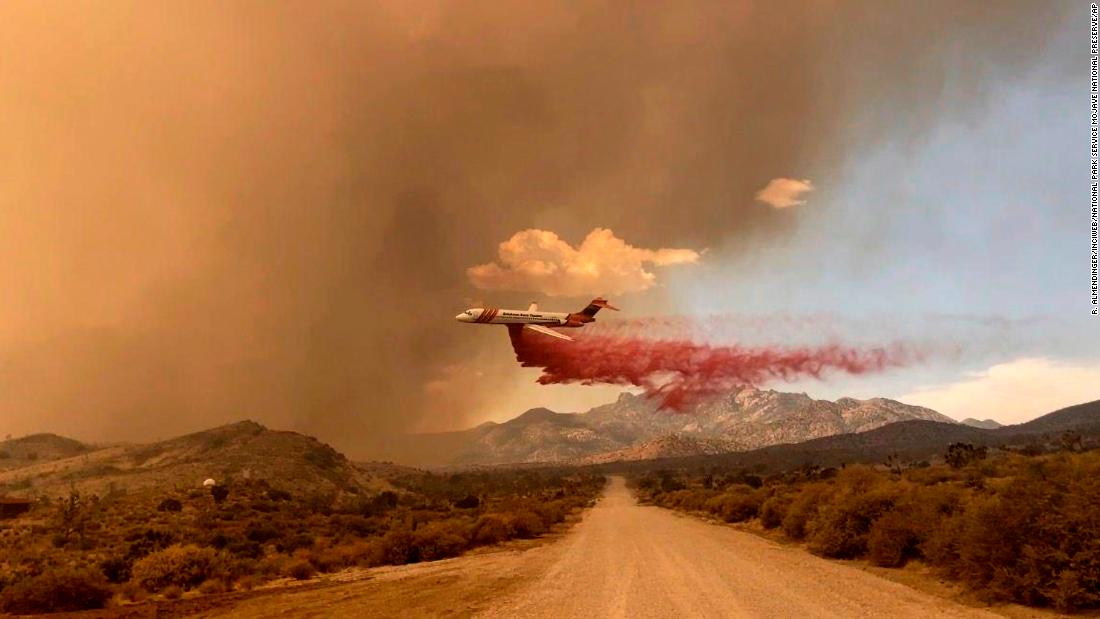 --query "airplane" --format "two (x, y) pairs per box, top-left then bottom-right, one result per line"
(455, 297), (618, 341)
